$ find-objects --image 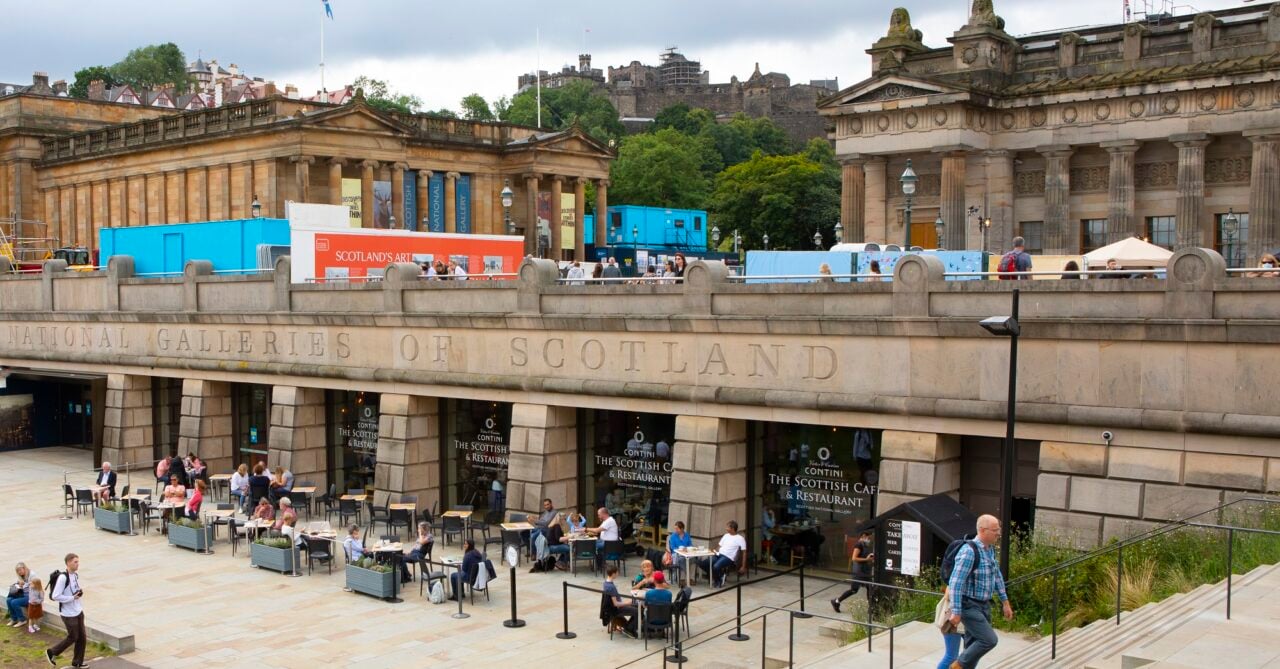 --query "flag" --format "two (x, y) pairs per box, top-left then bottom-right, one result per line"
(1123, 0), (1131, 22)
(323, 0), (334, 19)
